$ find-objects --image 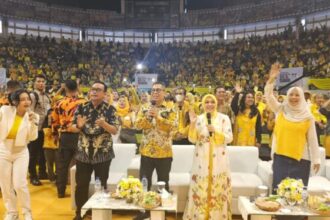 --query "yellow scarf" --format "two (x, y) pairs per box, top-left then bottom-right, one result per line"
(116, 97), (130, 117)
